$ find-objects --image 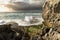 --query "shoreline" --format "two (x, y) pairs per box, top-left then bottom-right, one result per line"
(0, 17), (43, 26)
